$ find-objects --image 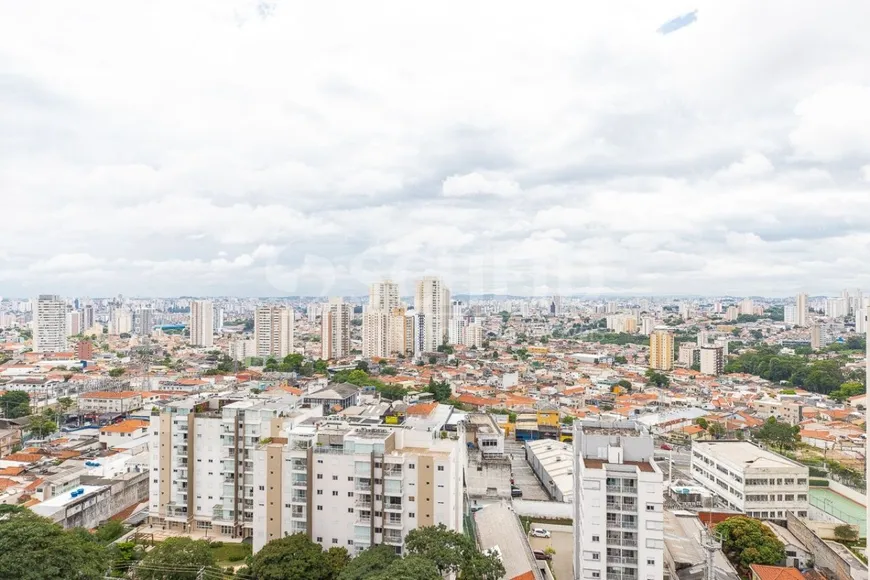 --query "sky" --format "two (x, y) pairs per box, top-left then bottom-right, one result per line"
(1, 0), (869, 298)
